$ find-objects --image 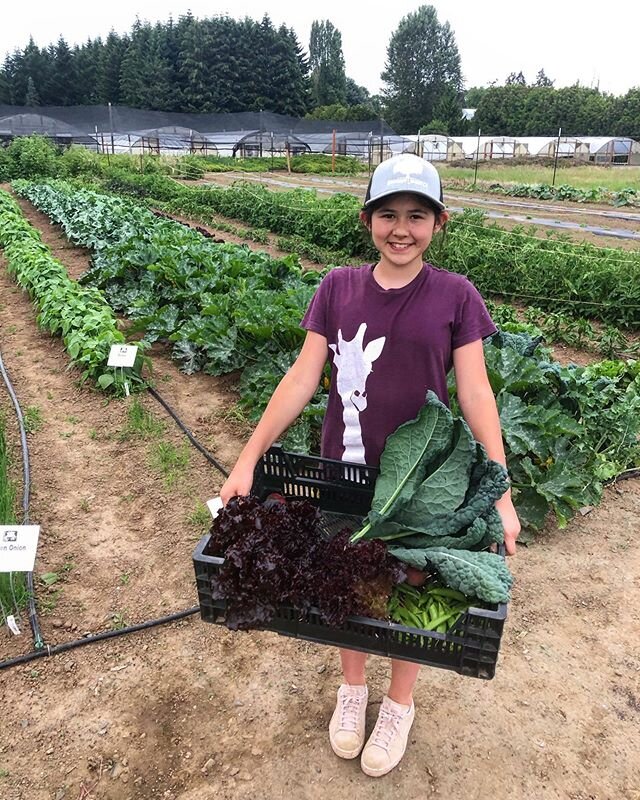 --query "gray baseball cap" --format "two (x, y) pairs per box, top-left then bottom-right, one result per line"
(364, 154), (445, 212)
